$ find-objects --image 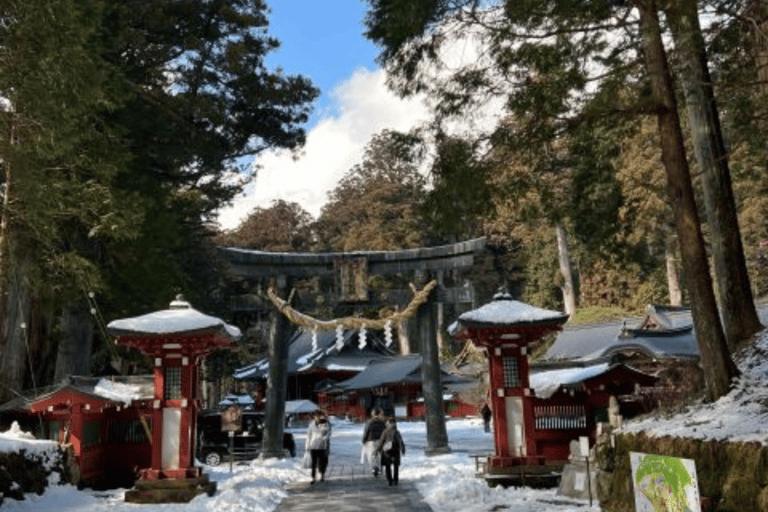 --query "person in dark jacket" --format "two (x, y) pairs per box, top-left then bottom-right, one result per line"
(481, 403), (492, 433)
(361, 408), (386, 476)
(376, 417), (405, 486)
